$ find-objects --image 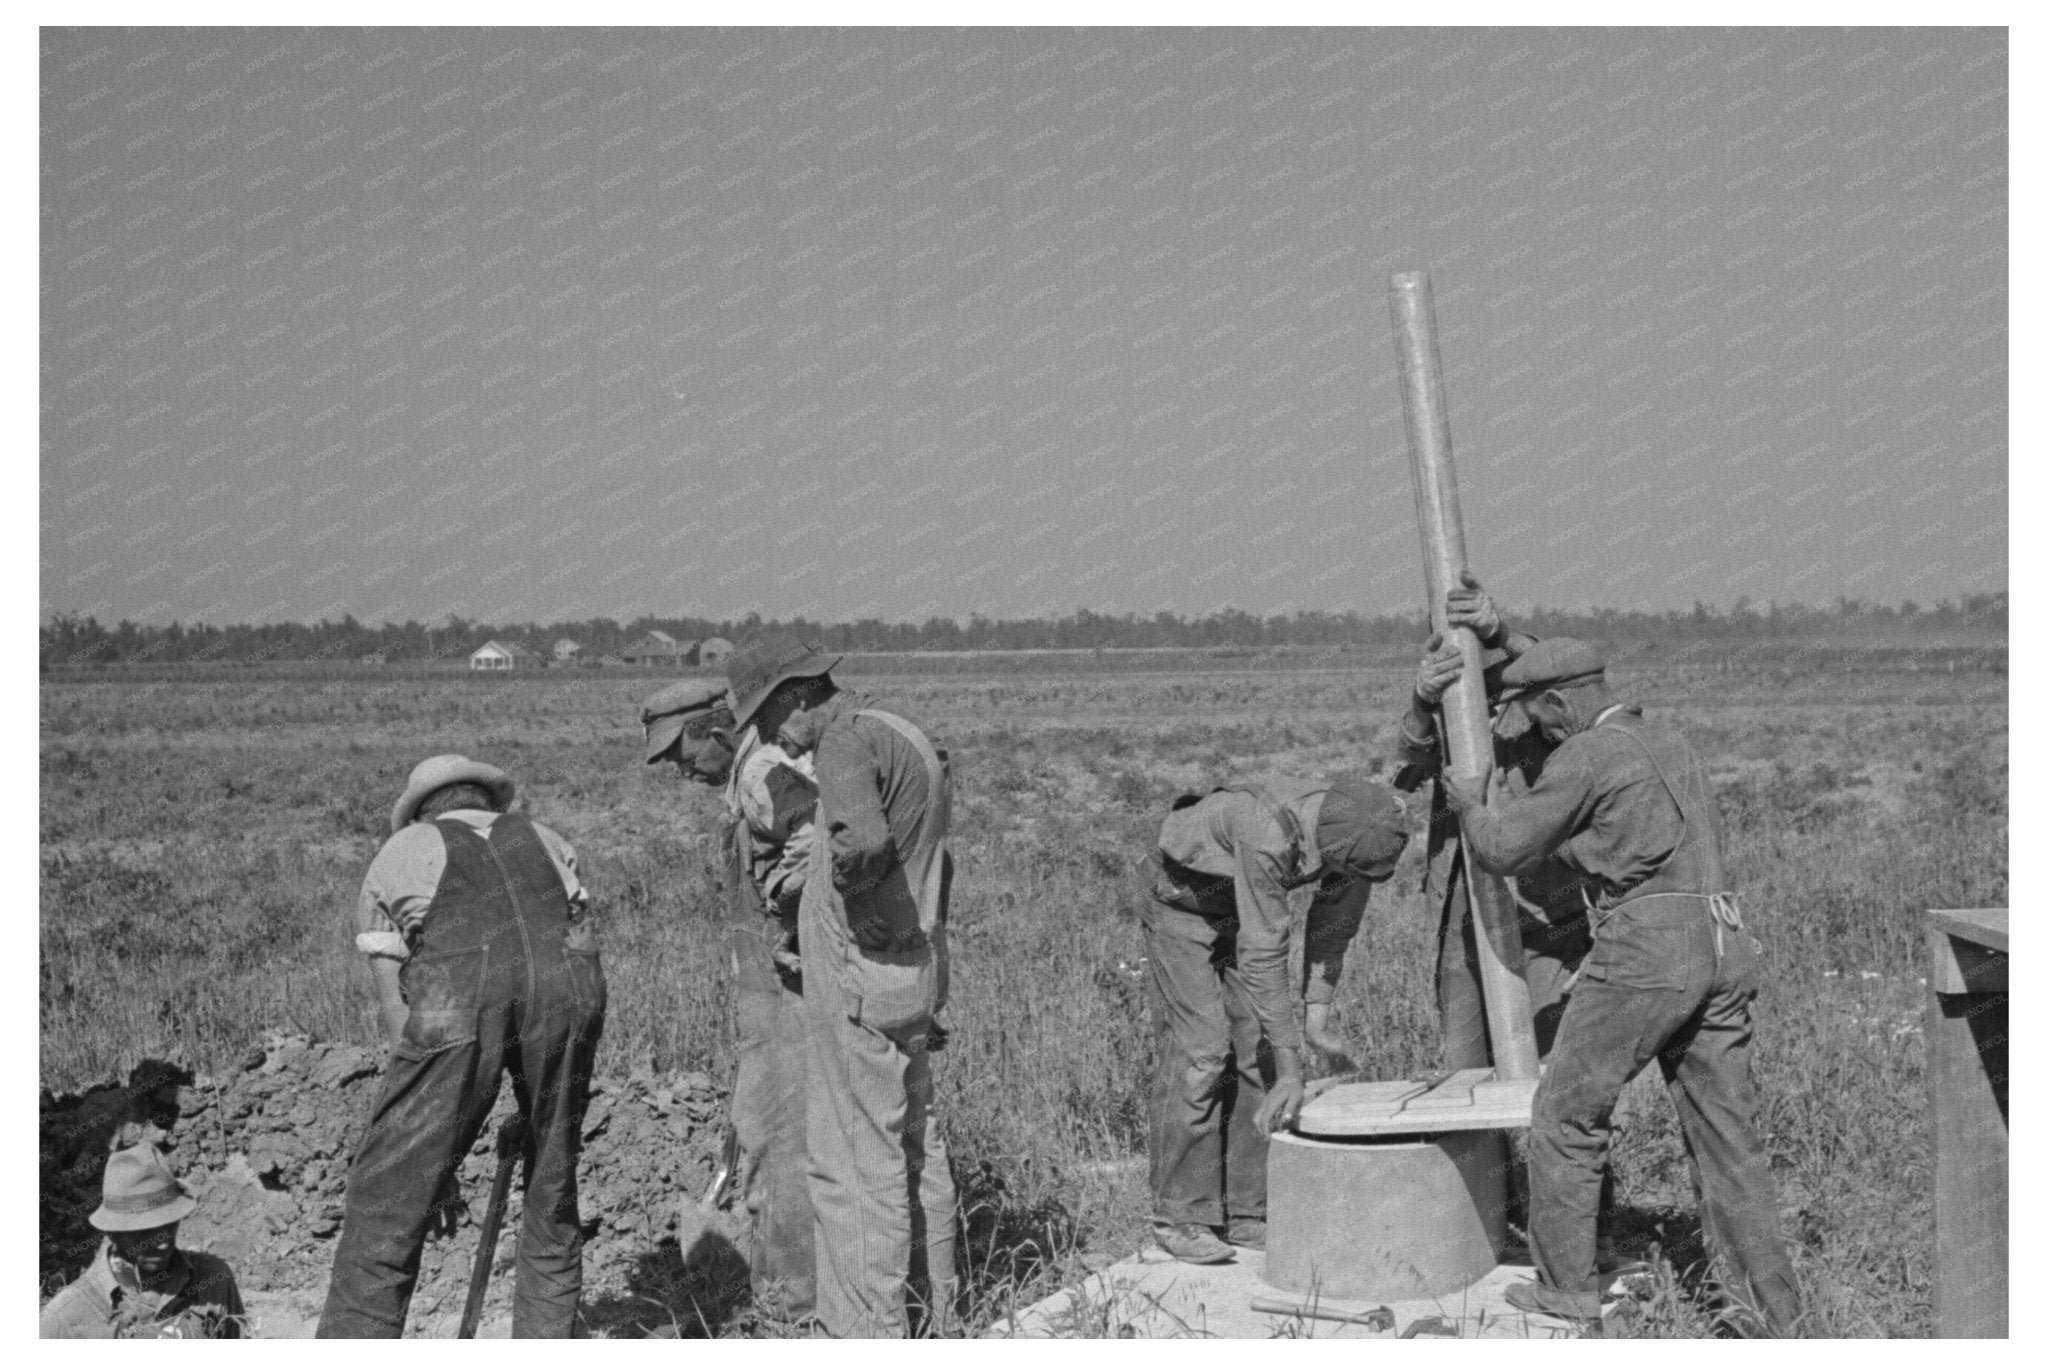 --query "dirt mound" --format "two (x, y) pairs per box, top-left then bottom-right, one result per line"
(41, 1033), (731, 1333)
